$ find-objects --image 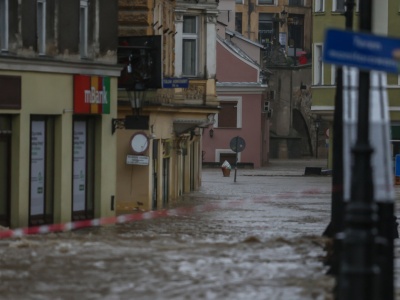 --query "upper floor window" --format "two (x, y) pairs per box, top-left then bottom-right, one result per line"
(289, 0), (304, 6)
(258, 13), (275, 47)
(235, 0), (243, 3)
(315, 0), (325, 12)
(333, 0), (345, 12)
(0, 0), (8, 51)
(313, 43), (324, 85)
(235, 13), (242, 34)
(258, 0), (275, 5)
(182, 16), (198, 77)
(80, 0), (88, 58)
(37, 0), (46, 55)
(215, 96), (242, 128)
